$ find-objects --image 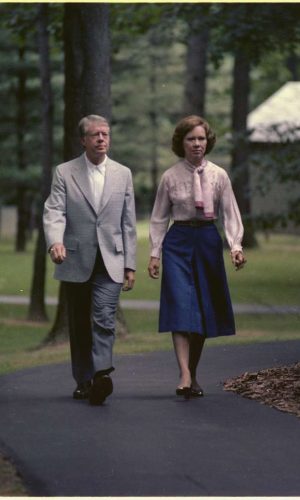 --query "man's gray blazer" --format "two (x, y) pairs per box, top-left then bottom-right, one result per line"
(43, 154), (136, 283)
